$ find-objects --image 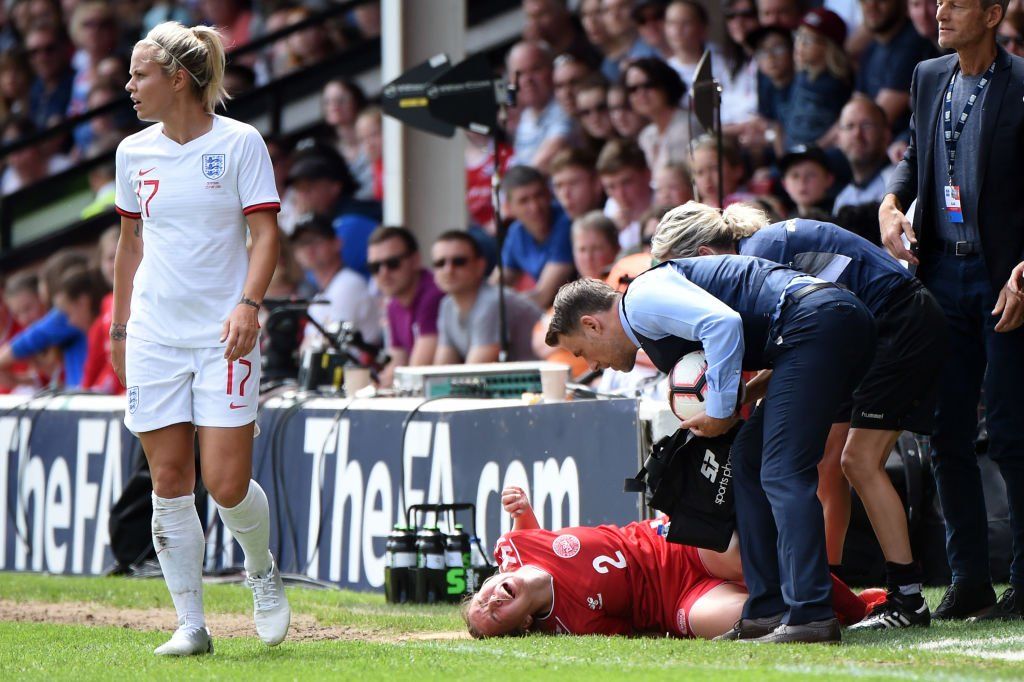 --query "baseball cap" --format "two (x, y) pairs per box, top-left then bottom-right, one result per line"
(779, 145), (831, 174)
(290, 212), (336, 242)
(800, 8), (846, 48)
